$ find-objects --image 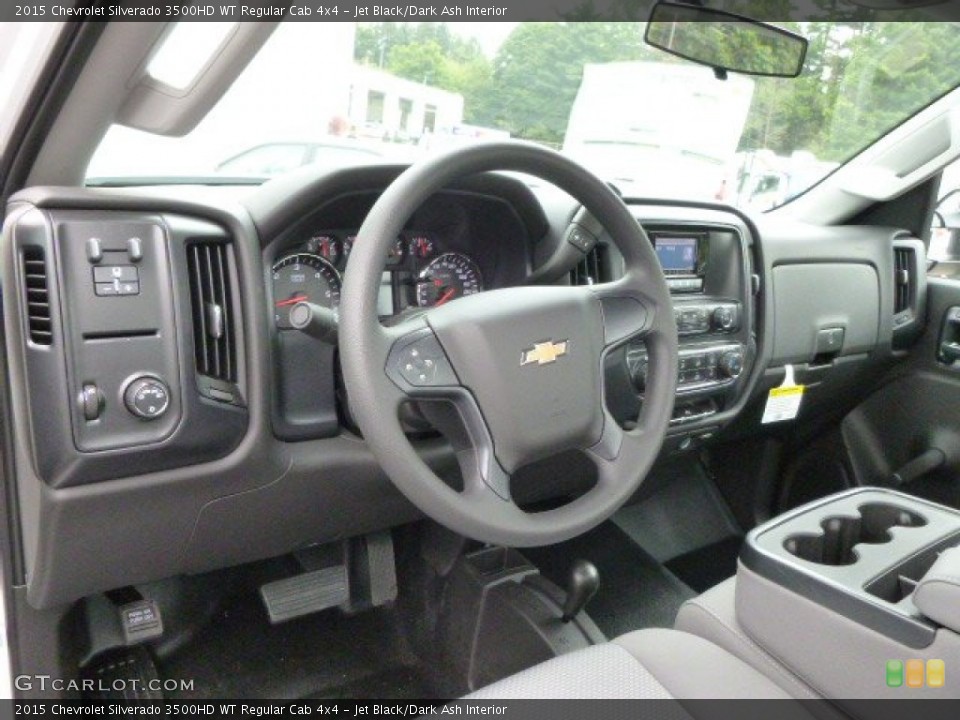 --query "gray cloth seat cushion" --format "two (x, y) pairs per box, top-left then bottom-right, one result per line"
(466, 628), (796, 700)
(675, 577), (823, 701)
